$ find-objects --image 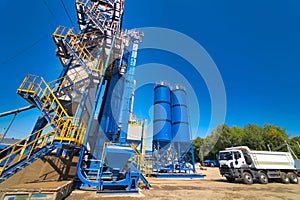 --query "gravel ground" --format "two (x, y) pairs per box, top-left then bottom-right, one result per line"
(1, 161), (299, 200)
(66, 168), (300, 200)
